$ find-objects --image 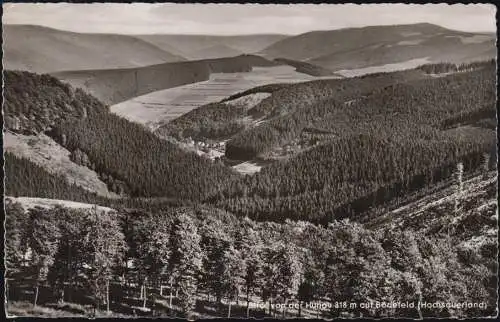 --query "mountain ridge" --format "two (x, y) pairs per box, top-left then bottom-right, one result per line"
(260, 23), (496, 70)
(2, 24), (187, 73)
